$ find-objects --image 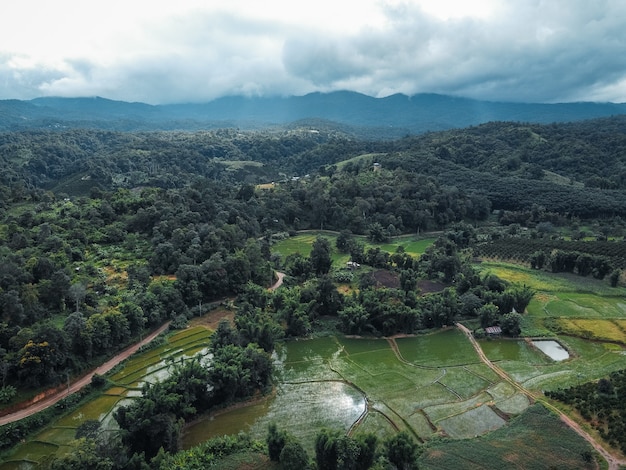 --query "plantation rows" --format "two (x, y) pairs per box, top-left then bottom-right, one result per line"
(474, 237), (626, 268)
(546, 369), (626, 453)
